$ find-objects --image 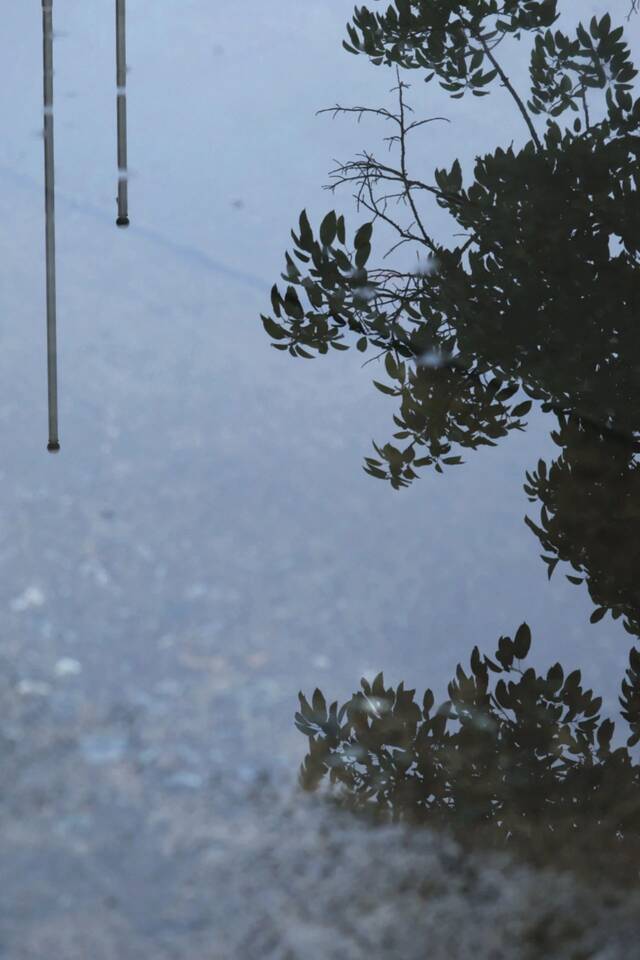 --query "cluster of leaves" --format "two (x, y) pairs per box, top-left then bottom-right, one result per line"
(529, 14), (637, 120)
(436, 124), (640, 417)
(262, 5), (640, 490)
(262, 212), (388, 359)
(344, 0), (558, 103)
(295, 625), (640, 860)
(261, 3), (640, 628)
(364, 359), (529, 487)
(264, 112), (640, 483)
(524, 416), (640, 636)
(262, 210), (536, 483)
